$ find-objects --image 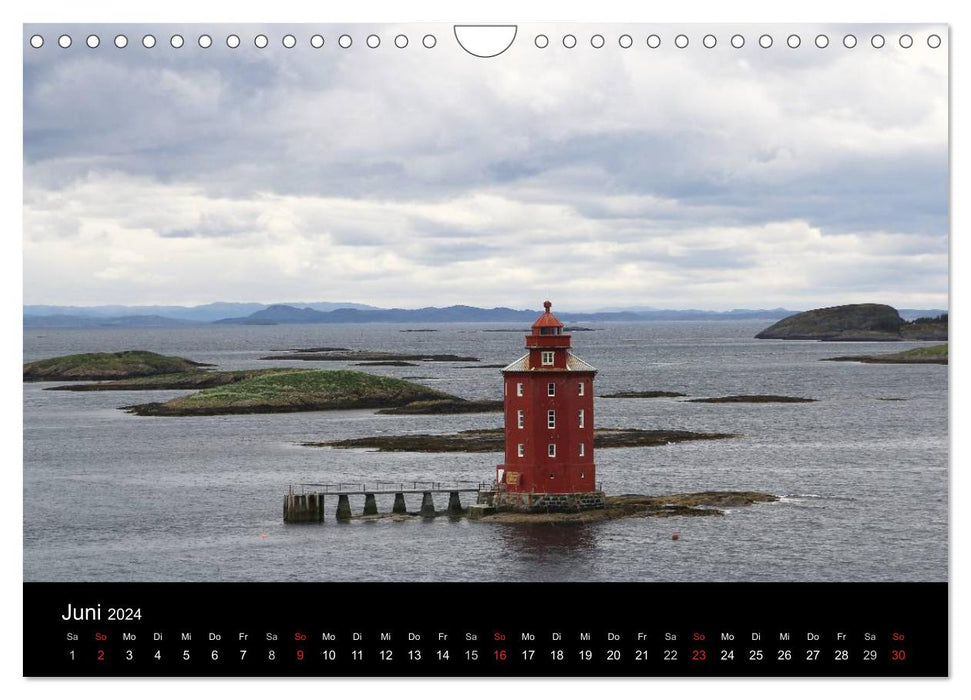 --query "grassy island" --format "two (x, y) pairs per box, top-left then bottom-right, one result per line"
(23, 350), (211, 382)
(756, 304), (946, 341)
(124, 369), (475, 416)
(823, 344), (948, 365)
